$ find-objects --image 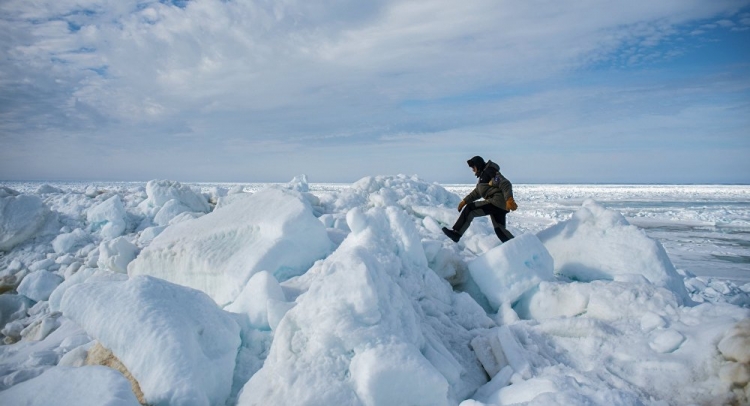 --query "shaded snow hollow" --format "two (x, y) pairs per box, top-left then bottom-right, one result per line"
(0, 175), (748, 406)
